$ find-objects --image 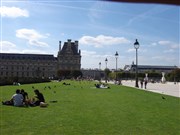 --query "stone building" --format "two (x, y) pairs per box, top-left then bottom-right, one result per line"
(124, 62), (178, 73)
(0, 53), (57, 78)
(0, 39), (81, 79)
(57, 39), (81, 70)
